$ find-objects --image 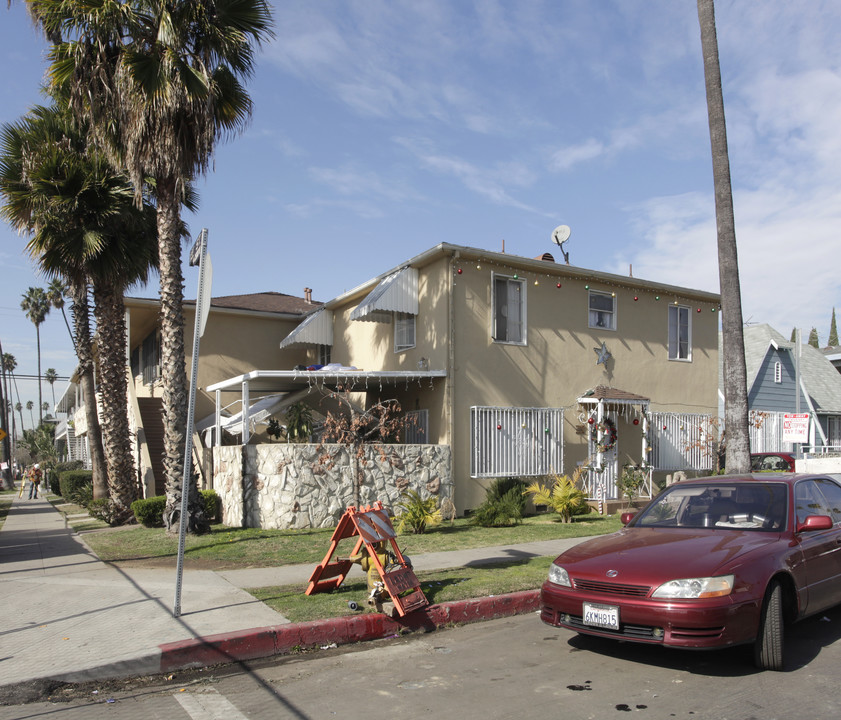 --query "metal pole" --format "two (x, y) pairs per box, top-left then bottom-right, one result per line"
(174, 229), (209, 618)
